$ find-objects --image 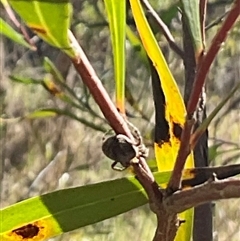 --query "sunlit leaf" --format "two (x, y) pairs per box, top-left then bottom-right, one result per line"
(0, 171), (171, 241)
(26, 110), (58, 119)
(2, 164), (240, 241)
(8, 0), (77, 59)
(104, 0), (126, 113)
(0, 18), (33, 49)
(129, 1), (194, 240)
